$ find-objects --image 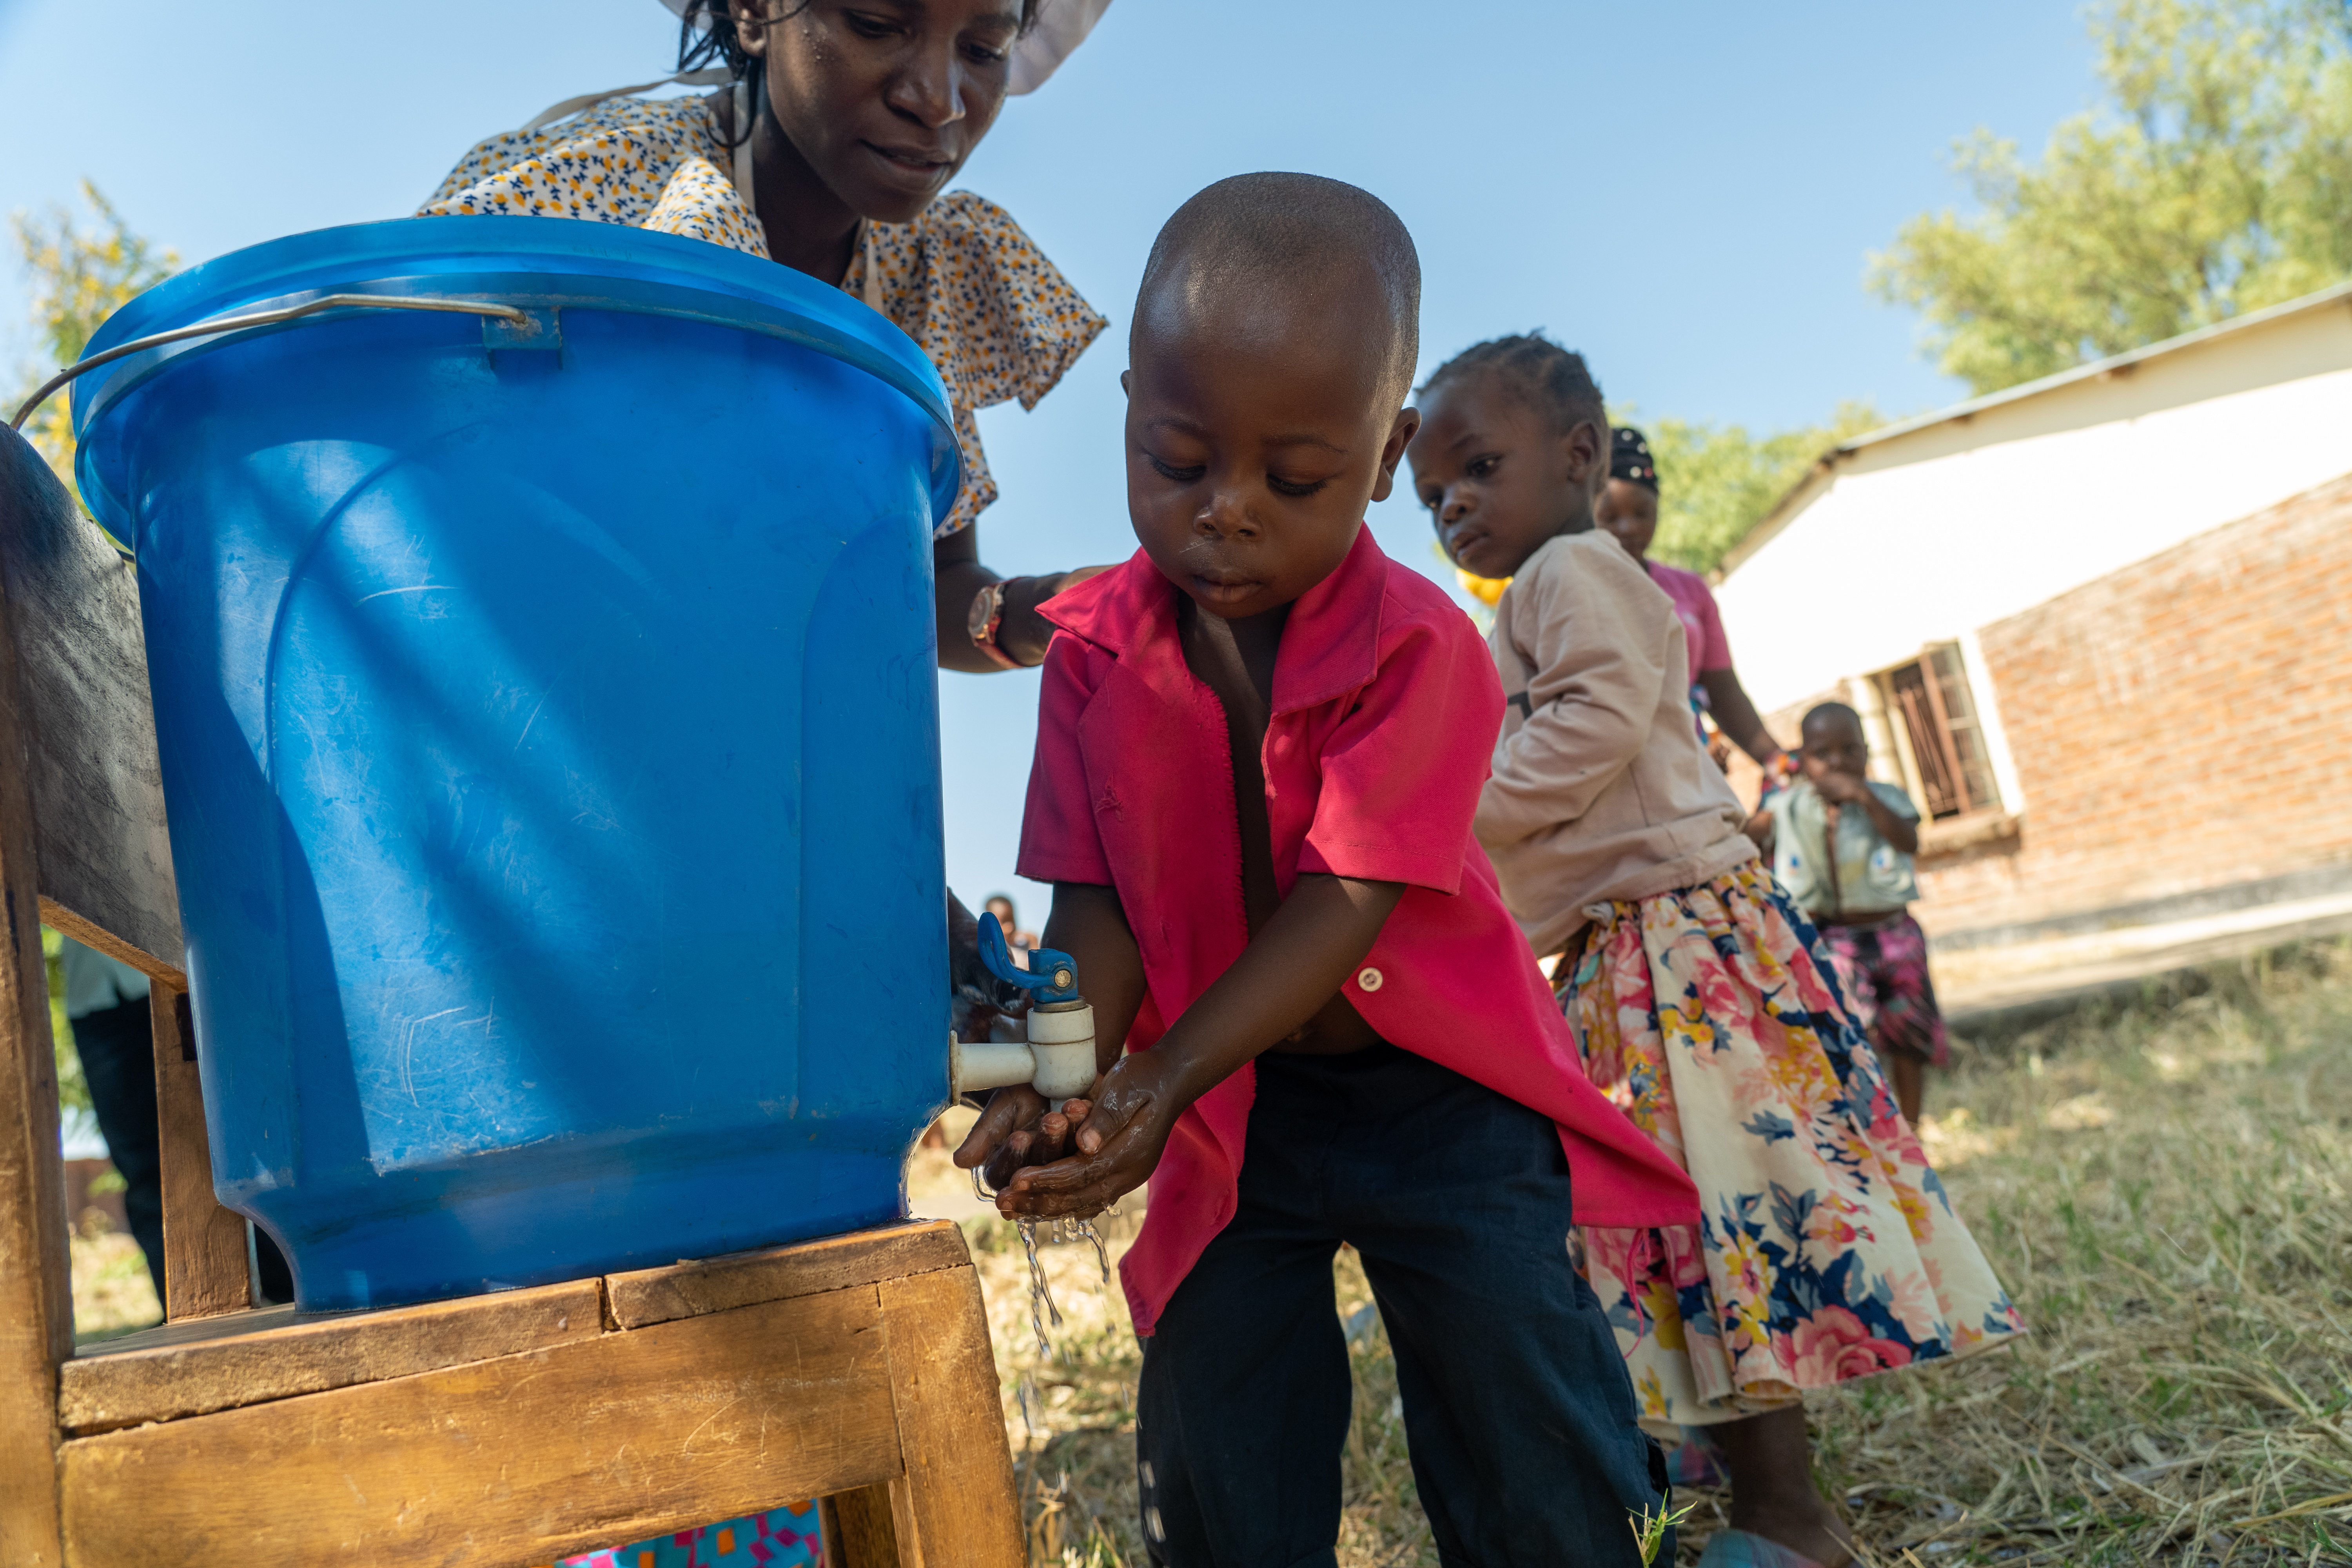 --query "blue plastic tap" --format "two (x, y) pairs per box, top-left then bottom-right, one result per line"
(979, 913), (1080, 1004)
